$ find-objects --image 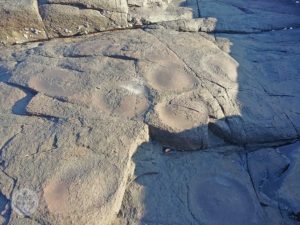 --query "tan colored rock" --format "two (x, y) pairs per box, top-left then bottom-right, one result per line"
(141, 59), (198, 93)
(0, 169), (14, 199)
(45, 0), (129, 13)
(147, 94), (209, 150)
(39, 4), (128, 38)
(128, 0), (193, 24)
(1, 114), (148, 225)
(0, 1), (299, 225)
(0, 0), (47, 45)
